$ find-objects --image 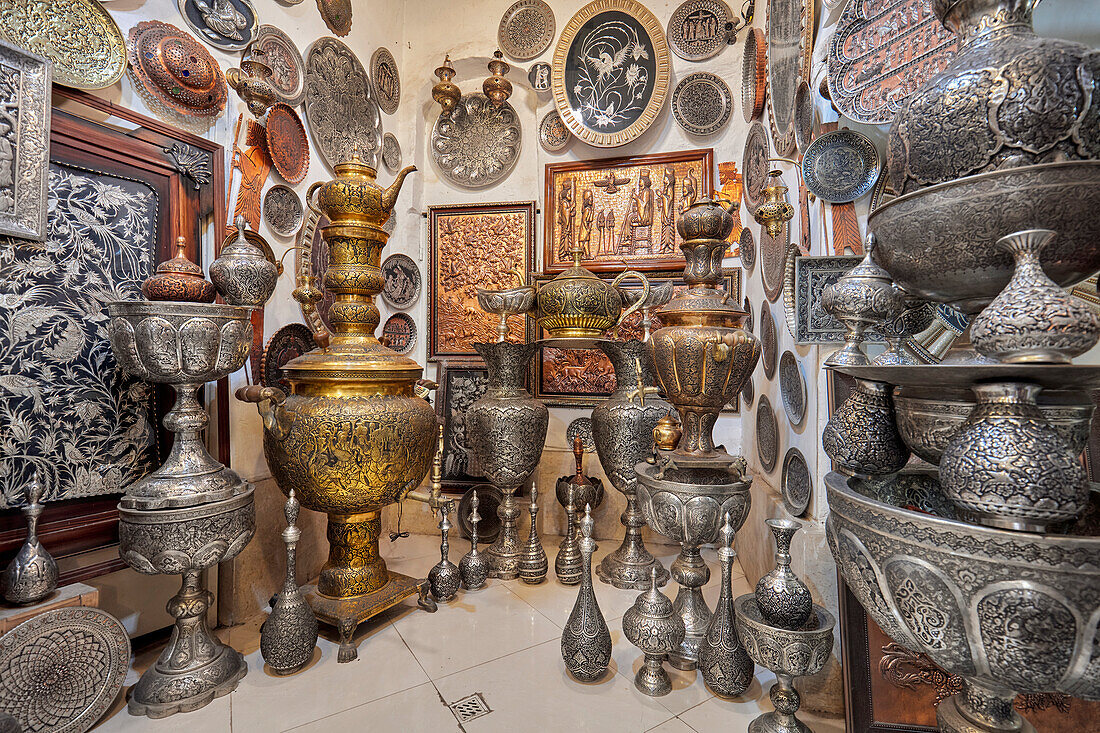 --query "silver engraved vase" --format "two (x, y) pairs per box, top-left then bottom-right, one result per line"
(261, 488), (319, 675)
